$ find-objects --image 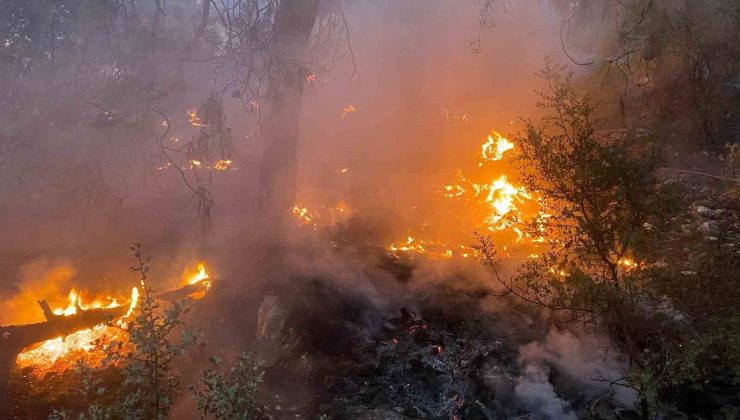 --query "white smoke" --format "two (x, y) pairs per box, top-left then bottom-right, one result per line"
(515, 328), (637, 418)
